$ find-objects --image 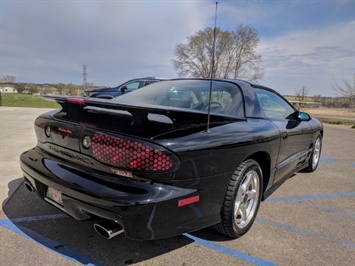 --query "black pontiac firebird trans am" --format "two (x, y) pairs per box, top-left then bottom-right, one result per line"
(20, 79), (323, 240)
